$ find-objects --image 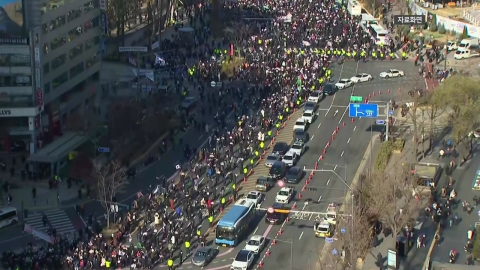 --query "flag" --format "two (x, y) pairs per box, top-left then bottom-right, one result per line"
(154, 53), (166, 66)
(296, 76), (302, 86)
